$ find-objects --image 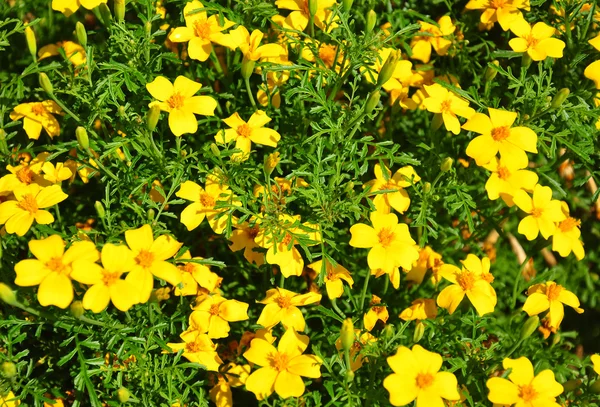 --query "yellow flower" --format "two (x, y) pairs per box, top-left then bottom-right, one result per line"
(41, 162), (73, 184)
(486, 357), (563, 406)
(0, 152), (50, 194)
(228, 219), (265, 266)
(410, 16), (456, 63)
(256, 287), (321, 331)
(437, 254), (497, 316)
(215, 111), (281, 161)
(38, 41), (86, 66)
(243, 328), (322, 400)
(124, 224), (183, 303)
(552, 203), (584, 260)
(14, 235), (98, 309)
(257, 71), (289, 108)
(405, 246), (444, 284)
(584, 60), (600, 89)
(422, 84), (475, 134)
(522, 281), (583, 329)
(274, 0), (337, 31)
(229, 26), (287, 62)
(0, 391), (20, 407)
(168, 0), (237, 62)
(70, 244), (140, 312)
(176, 175), (240, 233)
(463, 108), (537, 167)
(384, 344), (460, 406)
(363, 48), (416, 91)
(349, 211), (419, 271)
(335, 329), (376, 371)
(175, 251), (221, 295)
(513, 184), (566, 240)
(363, 295), (389, 331)
(483, 157), (538, 207)
(0, 184), (68, 236)
(592, 354), (600, 375)
(307, 259), (354, 299)
(364, 164), (420, 214)
(10, 101), (63, 140)
(464, 0), (530, 31)
(399, 298), (438, 321)
(190, 294), (249, 338)
(146, 75), (217, 136)
(509, 19), (565, 61)
(167, 328), (223, 370)
(209, 363), (251, 407)
(52, 0), (106, 17)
